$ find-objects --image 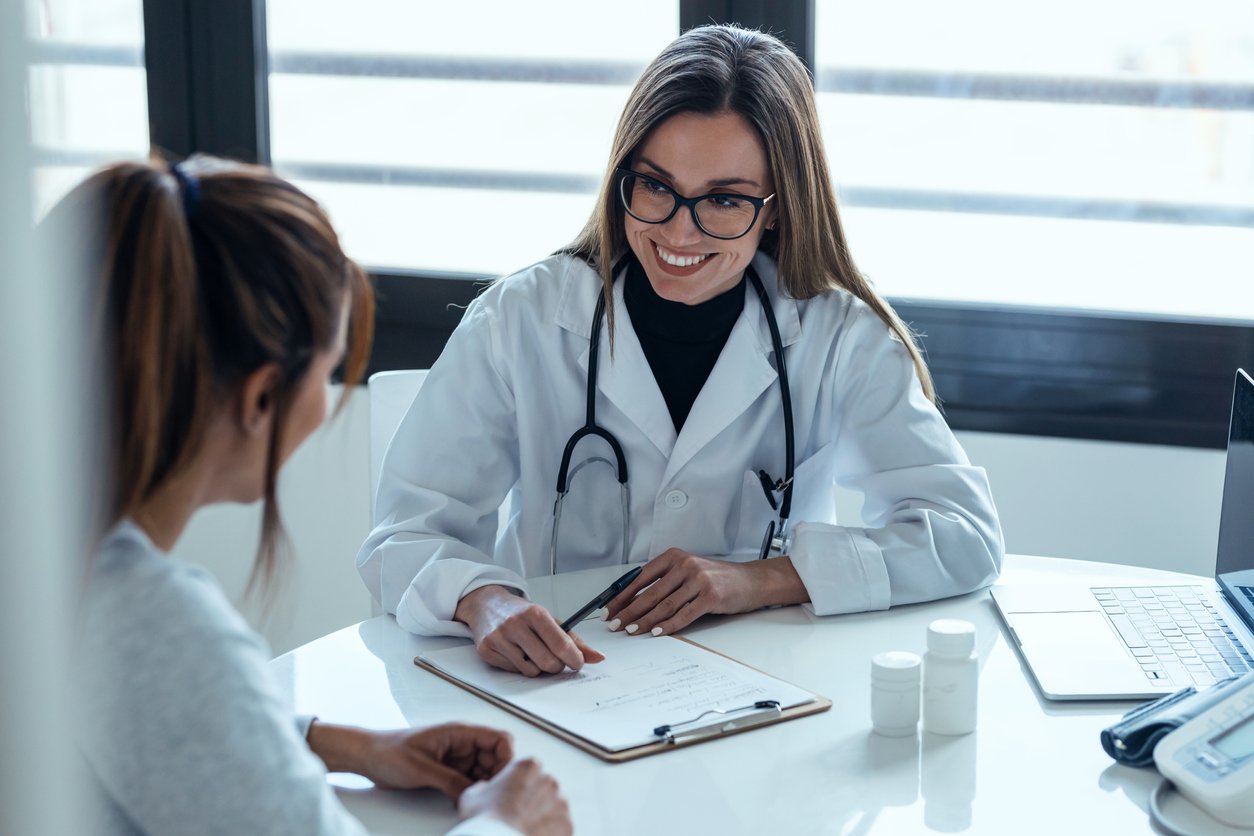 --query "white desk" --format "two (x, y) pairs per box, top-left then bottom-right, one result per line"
(272, 556), (1248, 835)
